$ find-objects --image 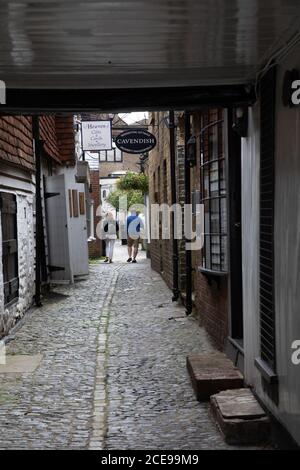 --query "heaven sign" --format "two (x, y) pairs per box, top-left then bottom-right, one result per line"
(81, 120), (112, 151)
